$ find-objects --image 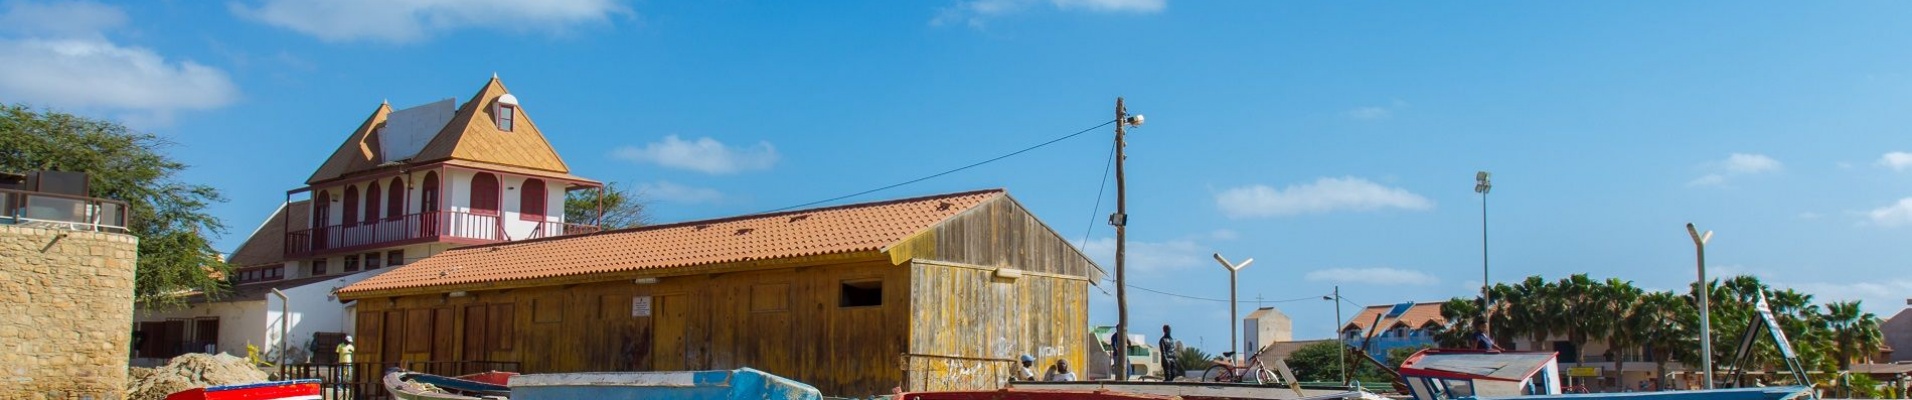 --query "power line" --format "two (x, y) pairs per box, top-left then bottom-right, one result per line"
(1078, 140), (1116, 248)
(764, 119), (1117, 213)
